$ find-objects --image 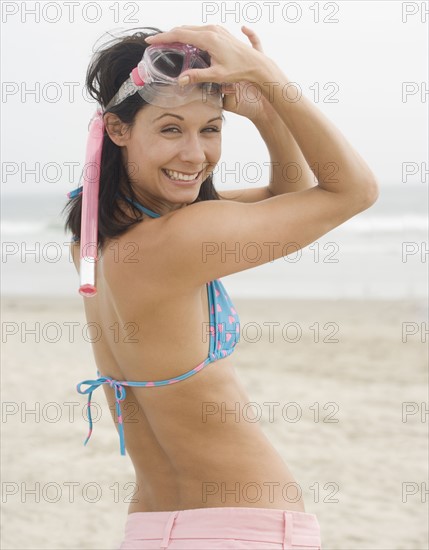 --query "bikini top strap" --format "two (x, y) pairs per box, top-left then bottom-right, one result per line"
(122, 196), (161, 218)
